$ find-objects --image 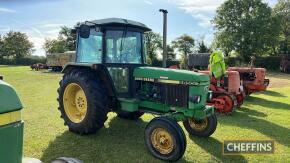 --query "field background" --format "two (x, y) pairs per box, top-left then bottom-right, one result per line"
(0, 65), (290, 163)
